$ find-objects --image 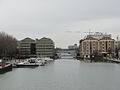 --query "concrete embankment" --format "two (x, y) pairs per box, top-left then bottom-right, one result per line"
(79, 58), (120, 64)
